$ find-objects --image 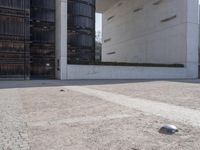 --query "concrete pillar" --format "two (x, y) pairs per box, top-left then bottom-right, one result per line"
(55, 0), (68, 80)
(186, 0), (199, 78)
